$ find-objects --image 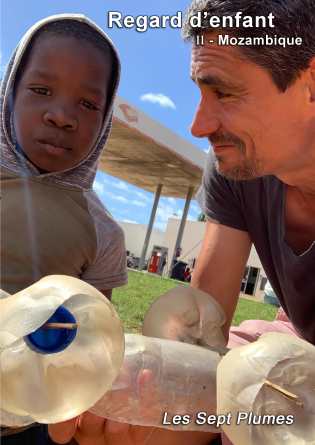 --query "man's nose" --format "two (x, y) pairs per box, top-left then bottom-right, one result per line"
(43, 102), (77, 131)
(190, 97), (221, 138)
